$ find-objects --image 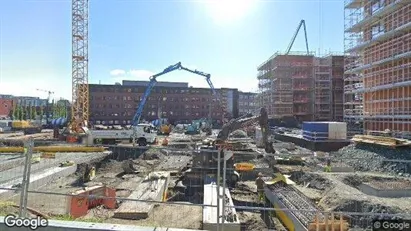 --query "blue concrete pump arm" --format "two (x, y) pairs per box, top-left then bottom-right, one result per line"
(132, 62), (217, 125)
